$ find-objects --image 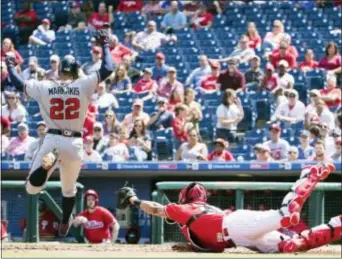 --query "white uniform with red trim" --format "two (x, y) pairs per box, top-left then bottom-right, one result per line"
(25, 73), (100, 197)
